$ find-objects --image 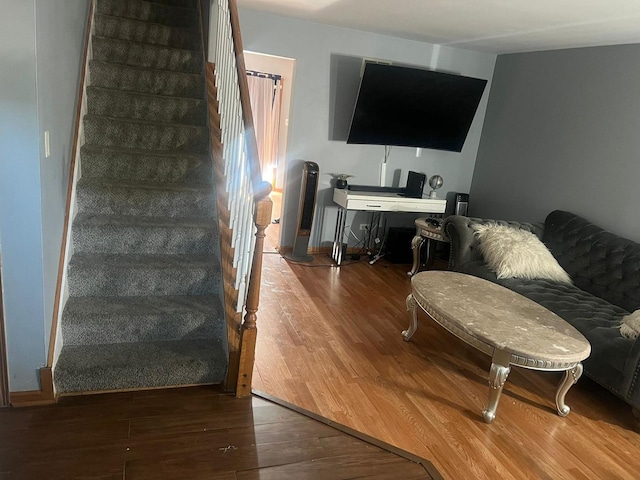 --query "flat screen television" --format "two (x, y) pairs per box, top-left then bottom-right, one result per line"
(346, 63), (488, 152)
